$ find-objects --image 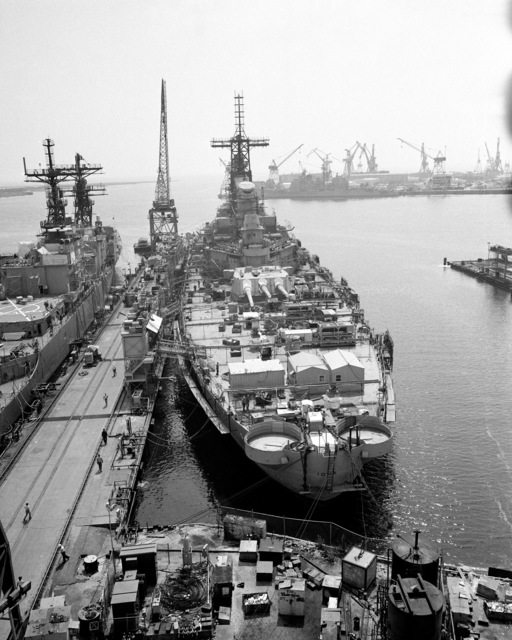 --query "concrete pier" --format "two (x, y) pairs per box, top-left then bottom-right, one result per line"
(0, 296), (155, 636)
